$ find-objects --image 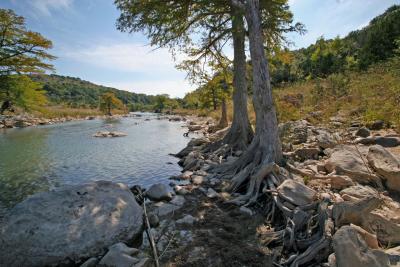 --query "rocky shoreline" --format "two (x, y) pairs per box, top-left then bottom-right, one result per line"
(0, 116), (399, 266)
(0, 112), (195, 130)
